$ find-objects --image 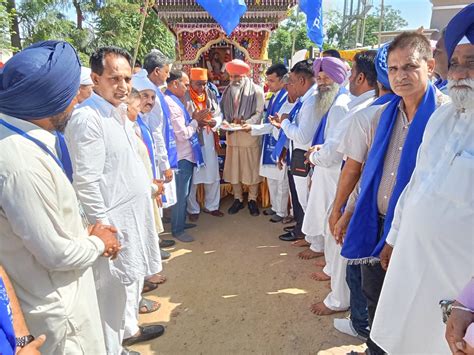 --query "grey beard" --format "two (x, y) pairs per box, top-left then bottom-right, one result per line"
(316, 83), (340, 118)
(448, 78), (474, 110)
